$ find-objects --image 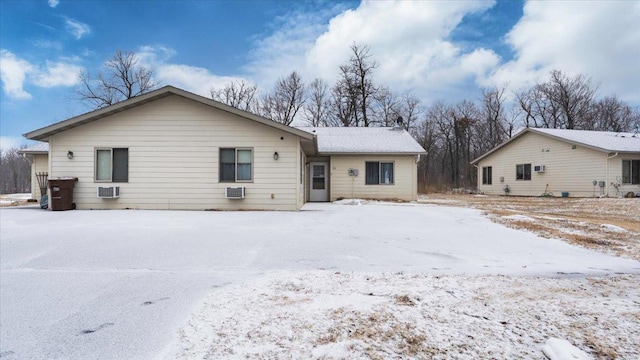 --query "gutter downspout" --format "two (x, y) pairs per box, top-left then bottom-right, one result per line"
(605, 152), (618, 197)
